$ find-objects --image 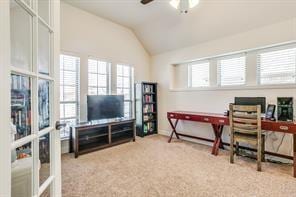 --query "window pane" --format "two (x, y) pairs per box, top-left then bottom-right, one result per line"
(39, 80), (50, 130)
(11, 142), (33, 197)
(219, 56), (246, 86)
(62, 55), (77, 71)
(10, 1), (32, 70)
(38, 0), (50, 24)
(123, 77), (130, 88)
(98, 74), (107, 87)
(88, 59), (110, 95)
(123, 88), (130, 100)
(117, 65), (123, 76)
(98, 61), (107, 74)
(60, 104), (64, 119)
(88, 87), (97, 95)
(38, 23), (50, 75)
(88, 73), (98, 87)
(117, 88), (123, 95)
(190, 62), (210, 87)
(88, 59), (97, 73)
(64, 103), (76, 118)
(258, 48), (296, 85)
(63, 71), (76, 86)
(117, 76), (123, 88)
(39, 133), (50, 186)
(11, 74), (31, 140)
(98, 88), (107, 95)
(124, 102), (130, 117)
(64, 86), (76, 102)
(123, 66), (130, 76)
